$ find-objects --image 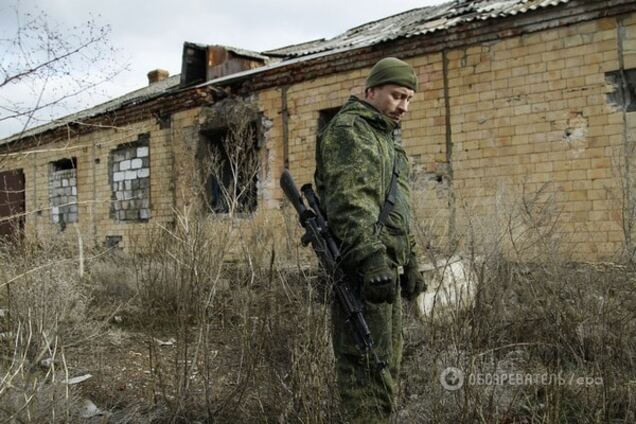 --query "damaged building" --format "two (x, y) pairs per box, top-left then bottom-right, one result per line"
(1, 0), (636, 259)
